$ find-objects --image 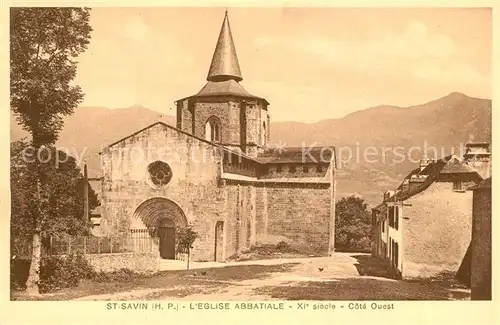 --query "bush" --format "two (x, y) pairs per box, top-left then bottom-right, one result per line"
(39, 253), (97, 293)
(276, 241), (290, 252)
(10, 253), (97, 293)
